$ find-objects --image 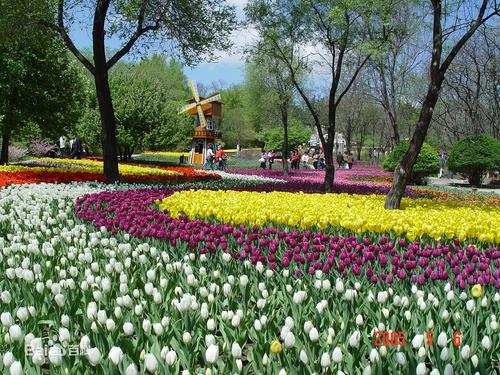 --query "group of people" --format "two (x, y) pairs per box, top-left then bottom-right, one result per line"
(259, 149), (277, 169)
(206, 145), (227, 170)
(59, 134), (83, 159)
(336, 151), (354, 169)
